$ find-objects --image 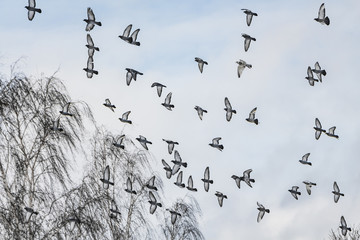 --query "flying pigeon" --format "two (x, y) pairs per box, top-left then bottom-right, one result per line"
(241, 9), (258, 26)
(246, 107), (258, 125)
(232, 169), (255, 188)
(171, 150), (187, 175)
(83, 56), (98, 78)
(125, 68), (143, 86)
(148, 191), (162, 214)
(215, 191), (227, 207)
(256, 202), (270, 223)
(242, 34), (256, 52)
(236, 59), (252, 78)
(100, 165), (114, 189)
(311, 62), (326, 82)
(136, 135), (152, 150)
(339, 216), (351, 237)
(166, 209), (181, 225)
(145, 176), (158, 191)
(125, 177), (137, 194)
(119, 111), (132, 124)
(314, 118), (326, 140)
(186, 176), (197, 192)
(50, 118), (64, 132)
(84, 7), (102, 31)
(194, 57), (208, 73)
(110, 200), (121, 219)
(326, 126), (339, 139)
(66, 216), (81, 231)
(288, 186), (301, 200)
(112, 134), (125, 149)
(174, 171), (185, 188)
(209, 137), (224, 151)
(118, 24), (141, 46)
(103, 98), (116, 112)
(162, 92), (174, 111)
(162, 139), (179, 155)
(305, 66), (319, 86)
(299, 153), (312, 166)
(86, 34), (99, 57)
(224, 97), (236, 121)
(161, 159), (173, 179)
(303, 181), (317, 195)
(332, 181), (344, 203)
(194, 106), (207, 120)
(24, 207), (39, 220)
(201, 167), (213, 192)
(59, 102), (73, 117)
(314, 3), (330, 25)
(25, 0), (41, 21)
(151, 82), (166, 97)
